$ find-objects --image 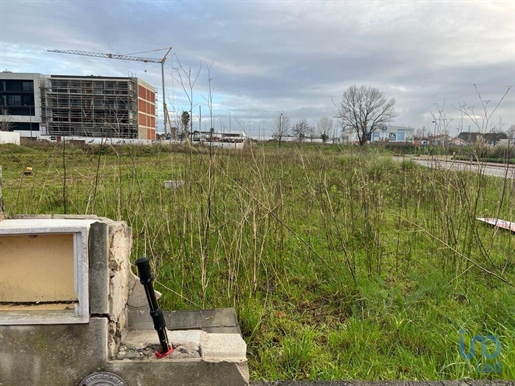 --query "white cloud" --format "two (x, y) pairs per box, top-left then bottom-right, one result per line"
(0, 0), (513, 135)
